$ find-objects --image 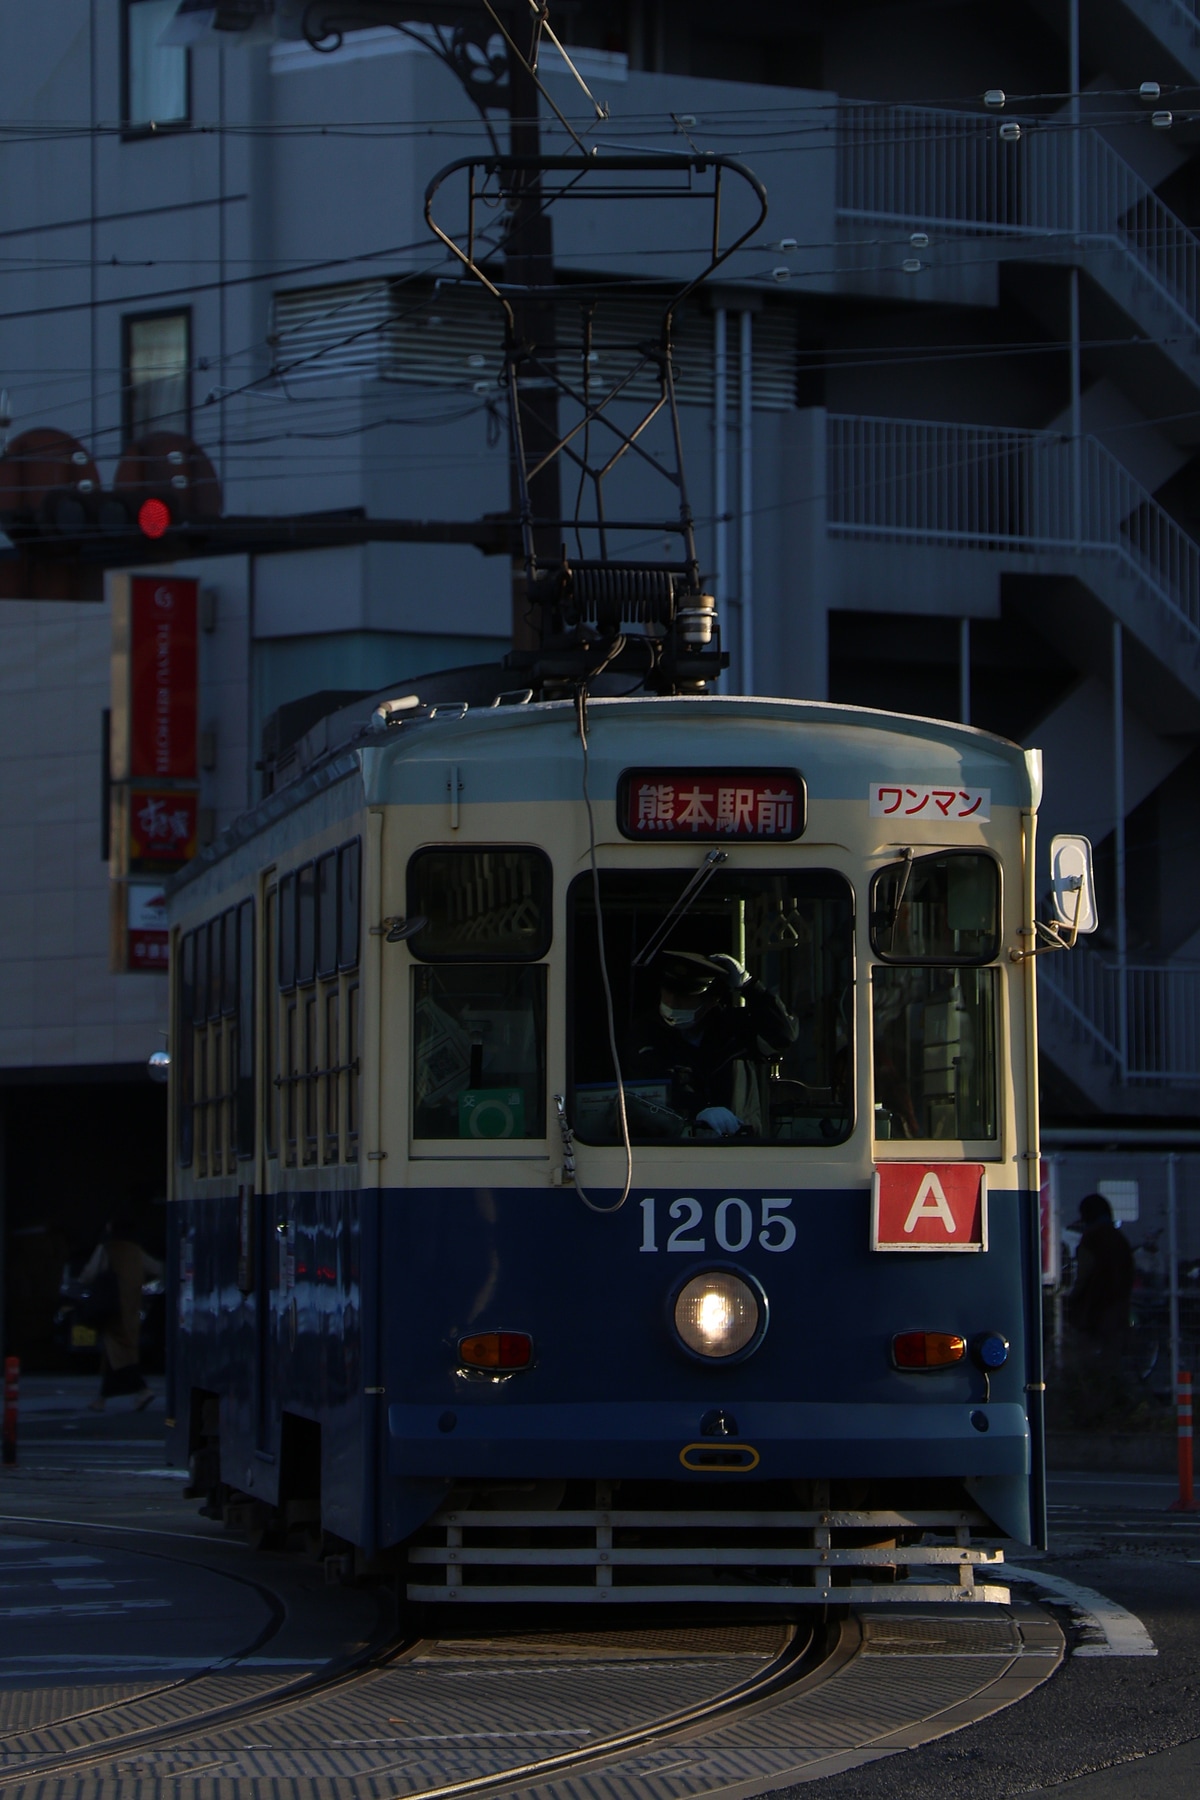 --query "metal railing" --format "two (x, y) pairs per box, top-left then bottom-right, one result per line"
(1040, 949), (1200, 1085)
(1149, 0), (1200, 43)
(837, 102), (1200, 345)
(826, 412), (1200, 641)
